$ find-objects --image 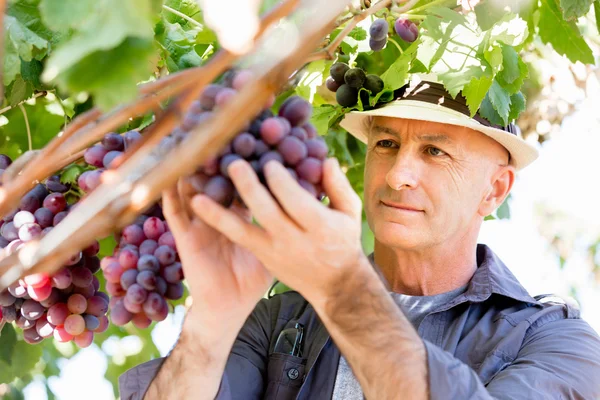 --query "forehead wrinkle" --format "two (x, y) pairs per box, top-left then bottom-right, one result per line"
(371, 124), (453, 144)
